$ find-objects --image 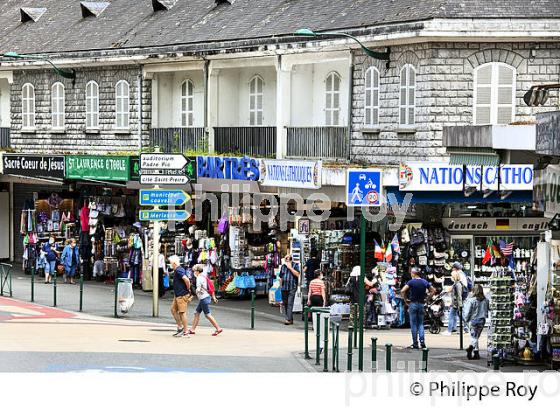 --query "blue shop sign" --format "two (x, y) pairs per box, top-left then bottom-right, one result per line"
(197, 156), (260, 181)
(386, 187), (533, 205)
